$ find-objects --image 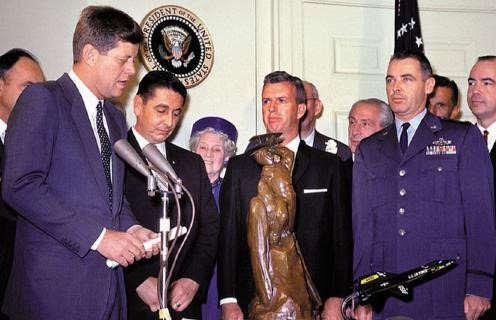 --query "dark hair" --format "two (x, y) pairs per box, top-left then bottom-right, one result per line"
(263, 71), (306, 104)
(73, 6), (143, 62)
(430, 74), (459, 106)
(477, 55), (496, 62)
(390, 51), (433, 79)
(137, 70), (187, 104)
(0, 48), (39, 79)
